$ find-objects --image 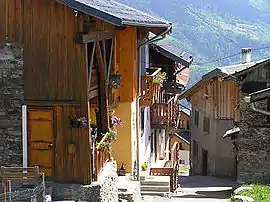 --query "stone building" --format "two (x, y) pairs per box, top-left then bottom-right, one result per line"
(225, 57), (270, 184)
(179, 48), (260, 179)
